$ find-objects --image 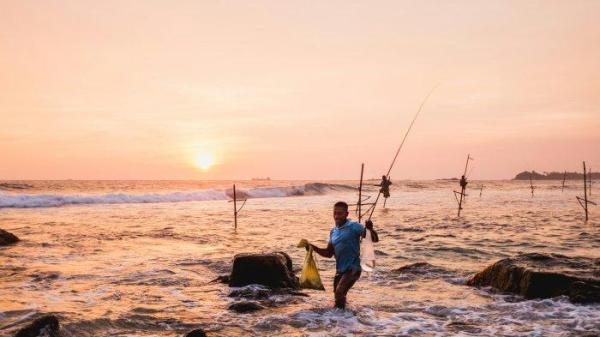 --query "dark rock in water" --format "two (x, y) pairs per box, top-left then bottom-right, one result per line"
(0, 229), (19, 246)
(446, 321), (482, 334)
(229, 252), (298, 288)
(228, 301), (264, 313)
(467, 253), (600, 303)
(15, 315), (59, 337)
(229, 285), (271, 299)
(210, 274), (230, 284)
(228, 284), (310, 300)
(393, 262), (456, 280)
(185, 328), (207, 337)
